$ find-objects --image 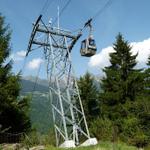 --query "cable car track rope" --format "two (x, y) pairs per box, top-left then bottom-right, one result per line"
(52, 0), (72, 25)
(40, 0), (55, 15)
(80, 0), (114, 32)
(71, 0), (114, 33)
(92, 0), (113, 21)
